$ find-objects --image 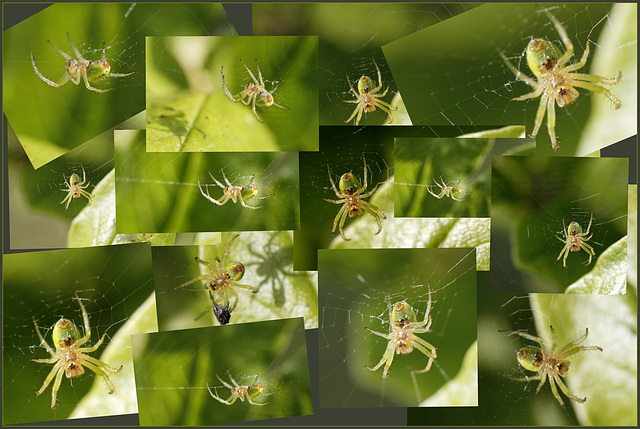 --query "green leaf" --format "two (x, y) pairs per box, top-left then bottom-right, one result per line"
(565, 236), (627, 294)
(146, 92), (279, 151)
(67, 169), (117, 247)
(69, 293), (158, 418)
(420, 341), (478, 406)
(331, 179), (490, 271)
(531, 293), (637, 426)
